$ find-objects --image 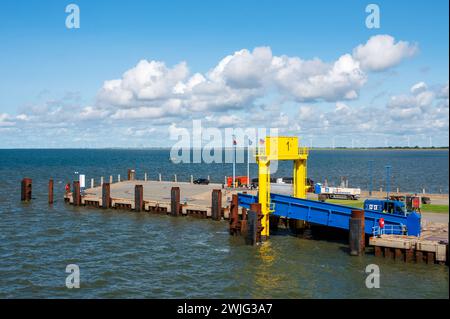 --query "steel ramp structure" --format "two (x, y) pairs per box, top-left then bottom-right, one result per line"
(238, 193), (421, 236)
